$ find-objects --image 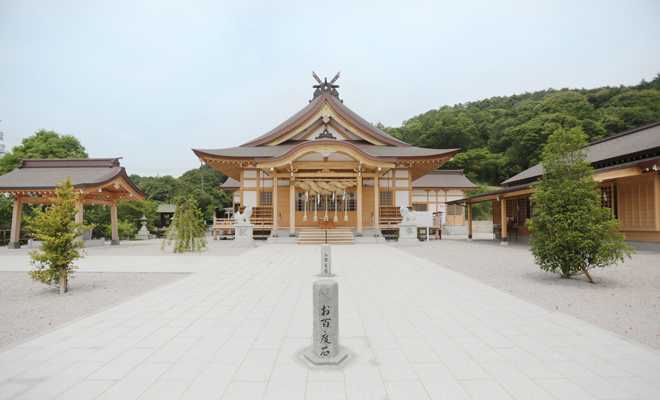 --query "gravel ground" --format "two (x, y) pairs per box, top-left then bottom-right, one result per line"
(1, 236), (262, 258)
(0, 272), (186, 348)
(395, 233), (660, 350)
